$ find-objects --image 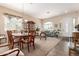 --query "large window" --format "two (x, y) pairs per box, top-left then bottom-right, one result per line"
(44, 22), (53, 31)
(4, 15), (23, 31)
